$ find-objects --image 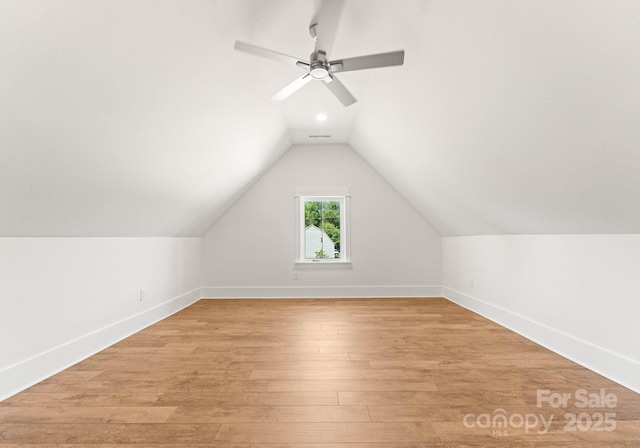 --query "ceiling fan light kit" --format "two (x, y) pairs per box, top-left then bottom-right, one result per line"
(233, 0), (405, 107)
(309, 50), (329, 80)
